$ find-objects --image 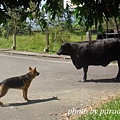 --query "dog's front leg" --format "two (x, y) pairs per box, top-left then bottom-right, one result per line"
(0, 85), (9, 106)
(22, 89), (31, 102)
